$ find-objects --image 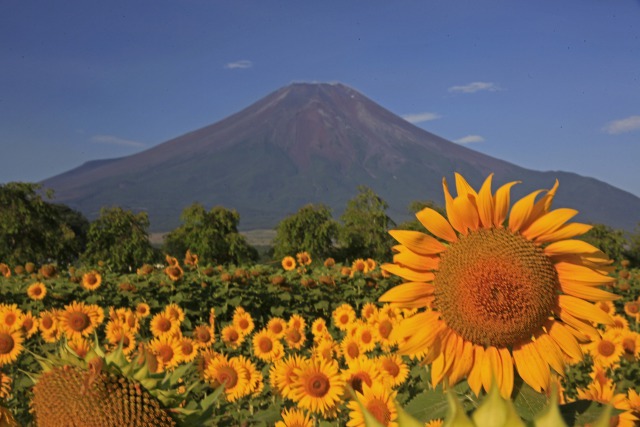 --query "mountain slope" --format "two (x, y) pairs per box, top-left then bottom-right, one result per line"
(42, 83), (640, 232)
